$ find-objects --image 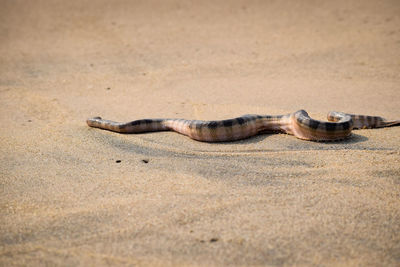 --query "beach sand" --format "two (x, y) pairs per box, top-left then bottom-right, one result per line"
(1, 0), (400, 266)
